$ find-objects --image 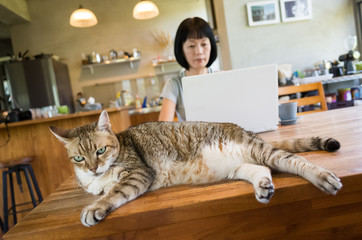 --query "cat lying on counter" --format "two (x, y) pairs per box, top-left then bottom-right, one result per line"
(50, 110), (342, 227)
